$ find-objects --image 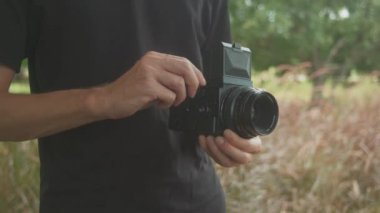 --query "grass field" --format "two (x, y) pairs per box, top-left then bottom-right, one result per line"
(1, 71), (379, 212)
(219, 71), (380, 212)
